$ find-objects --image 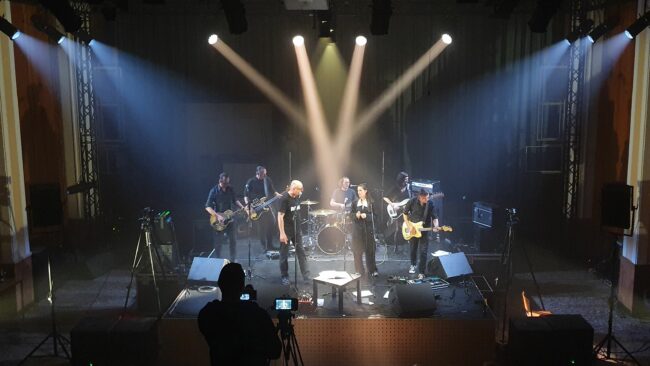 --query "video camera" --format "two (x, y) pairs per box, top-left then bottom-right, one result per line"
(275, 297), (298, 311)
(240, 284), (257, 301)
